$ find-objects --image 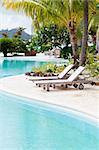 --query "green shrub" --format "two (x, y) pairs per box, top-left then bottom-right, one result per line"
(86, 53), (99, 77)
(55, 65), (65, 73)
(0, 38), (14, 57)
(27, 24), (70, 53)
(32, 64), (56, 73)
(41, 44), (52, 52)
(86, 62), (99, 77)
(12, 38), (27, 53)
(32, 63), (66, 75)
(60, 46), (72, 59)
(0, 37), (27, 57)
